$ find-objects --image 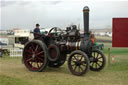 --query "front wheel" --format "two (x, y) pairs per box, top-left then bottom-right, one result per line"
(68, 50), (90, 76)
(90, 50), (106, 71)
